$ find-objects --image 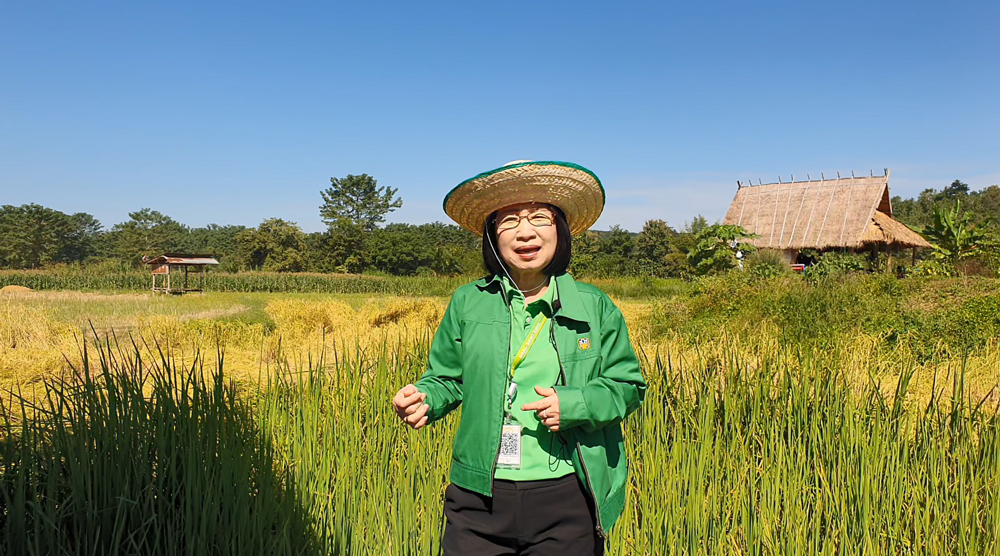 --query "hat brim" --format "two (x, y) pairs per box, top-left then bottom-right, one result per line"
(443, 161), (606, 236)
